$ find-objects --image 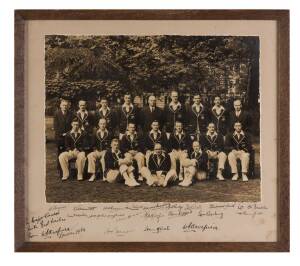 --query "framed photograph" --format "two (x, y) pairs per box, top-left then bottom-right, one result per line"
(15, 10), (289, 252)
